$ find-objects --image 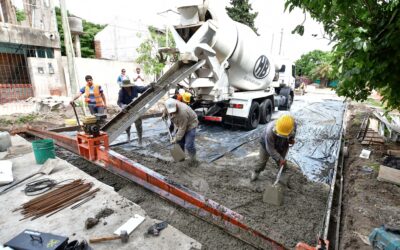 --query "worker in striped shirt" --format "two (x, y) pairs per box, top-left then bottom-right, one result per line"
(71, 75), (107, 115)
